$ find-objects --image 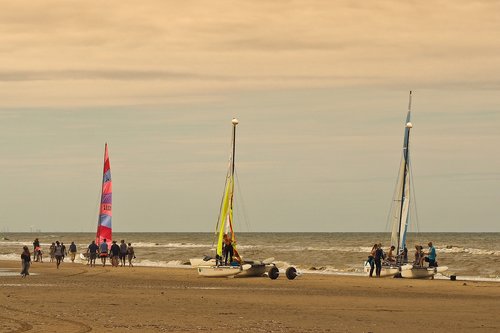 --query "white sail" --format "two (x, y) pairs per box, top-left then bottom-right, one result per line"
(390, 93), (413, 257)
